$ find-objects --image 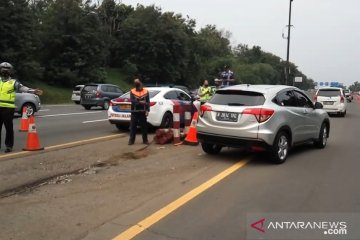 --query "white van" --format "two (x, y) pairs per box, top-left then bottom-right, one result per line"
(71, 85), (84, 104)
(314, 87), (347, 117)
